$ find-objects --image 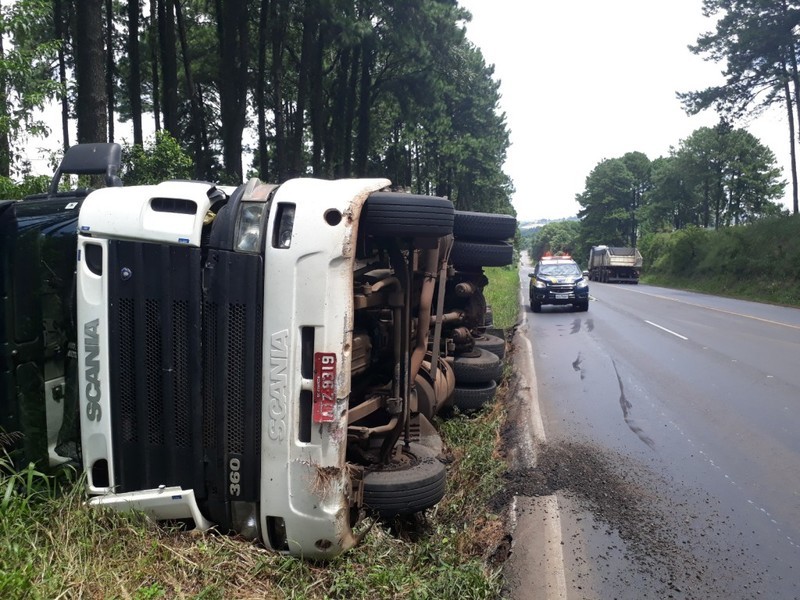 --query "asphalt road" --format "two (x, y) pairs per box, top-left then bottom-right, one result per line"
(504, 262), (800, 599)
